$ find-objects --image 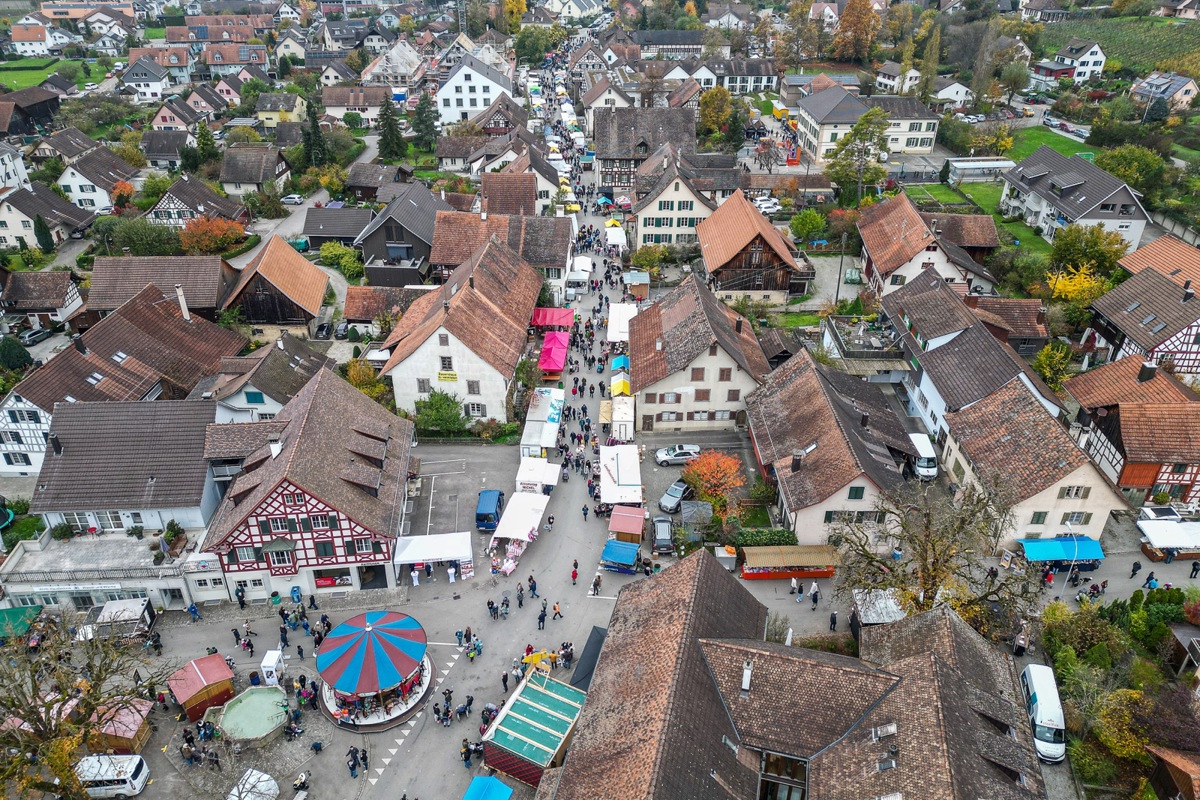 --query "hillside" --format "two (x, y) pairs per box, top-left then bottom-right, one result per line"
(1041, 17), (1200, 77)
